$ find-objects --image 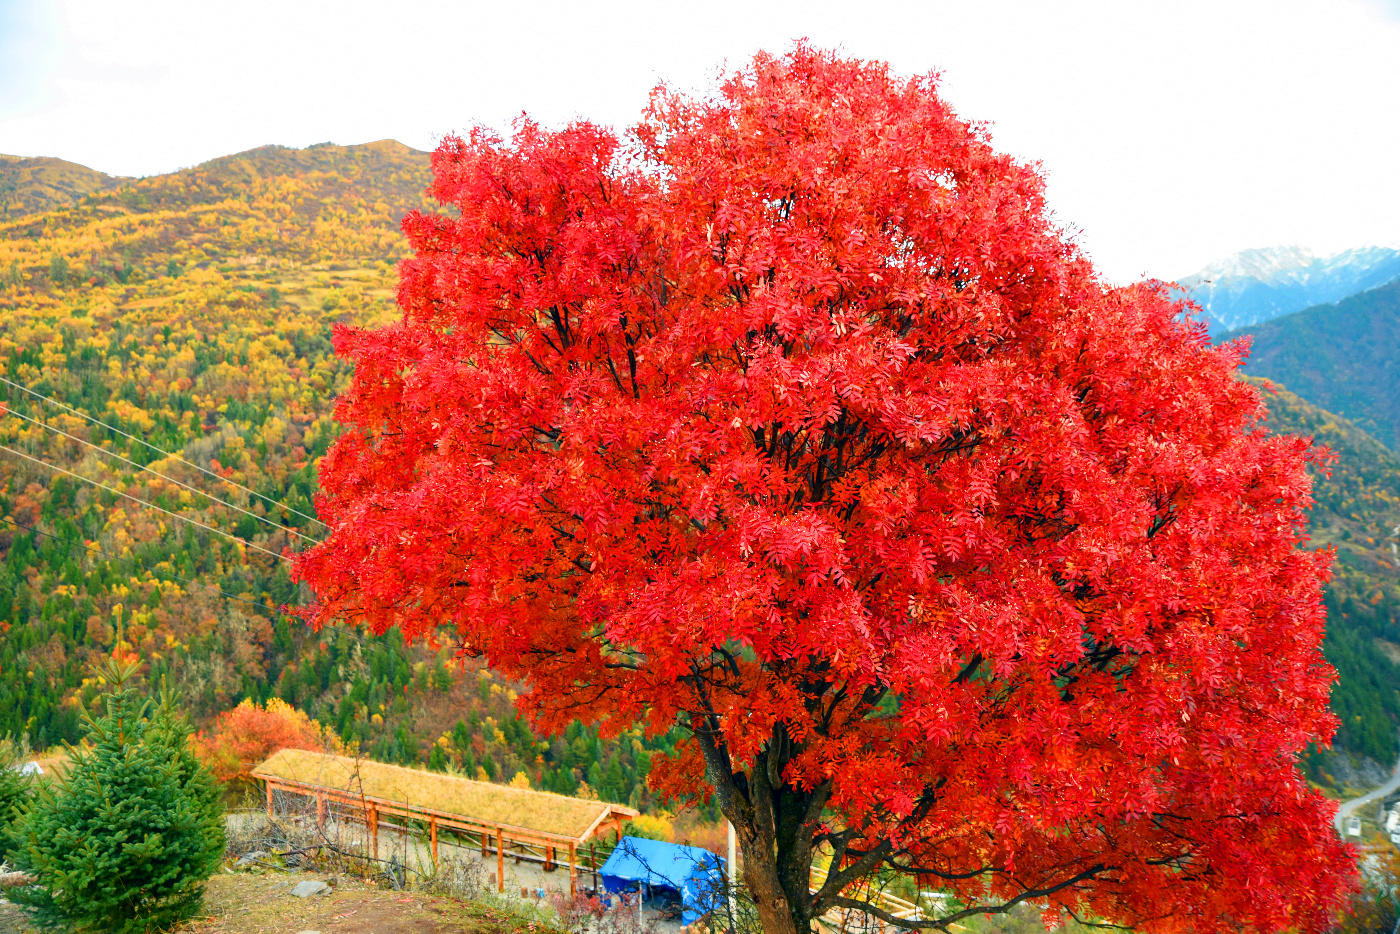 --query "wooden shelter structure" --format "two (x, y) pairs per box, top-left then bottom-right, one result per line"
(253, 749), (638, 893)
